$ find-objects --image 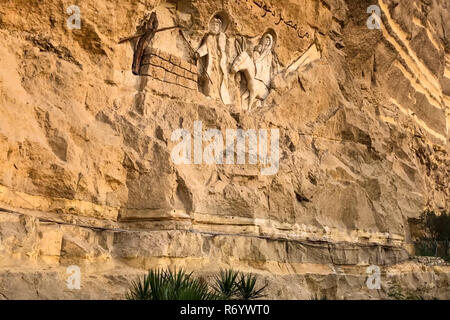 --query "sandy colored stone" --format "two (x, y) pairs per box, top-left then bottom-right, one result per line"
(0, 0), (448, 300)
